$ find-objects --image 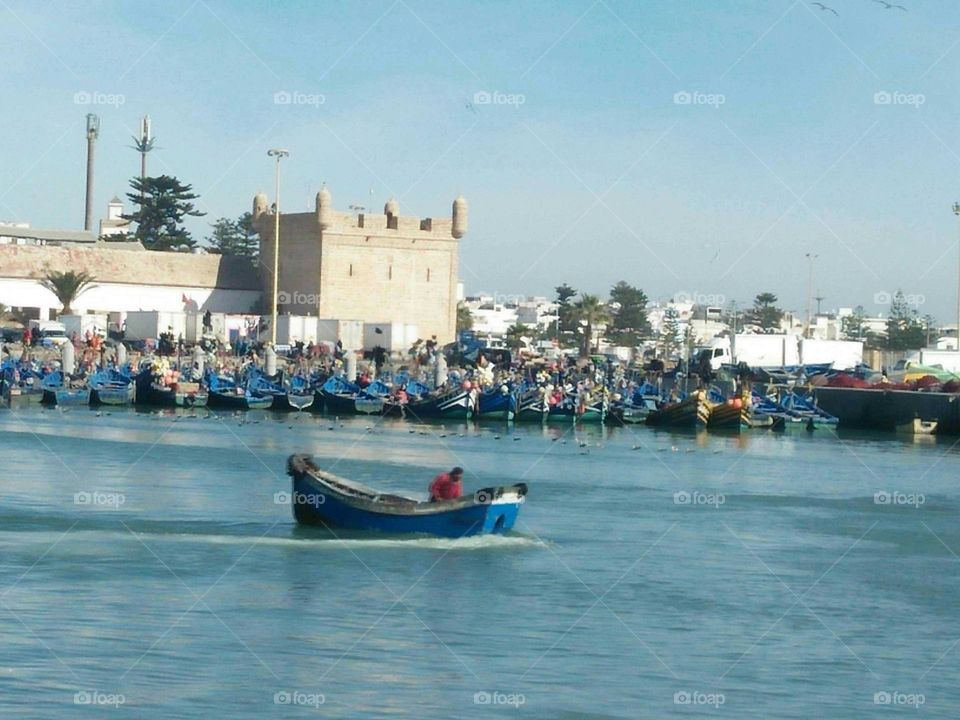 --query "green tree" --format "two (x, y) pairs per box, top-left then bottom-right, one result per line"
(608, 281), (650, 346)
(555, 283), (578, 335)
(885, 291), (925, 351)
(40, 270), (96, 315)
(235, 211), (260, 260)
(206, 218), (242, 255)
(658, 306), (682, 358)
(751, 292), (783, 331)
(571, 293), (611, 357)
(456, 303), (473, 332)
(504, 322), (529, 353)
(841, 305), (867, 341)
(124, 175), (205, 251)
